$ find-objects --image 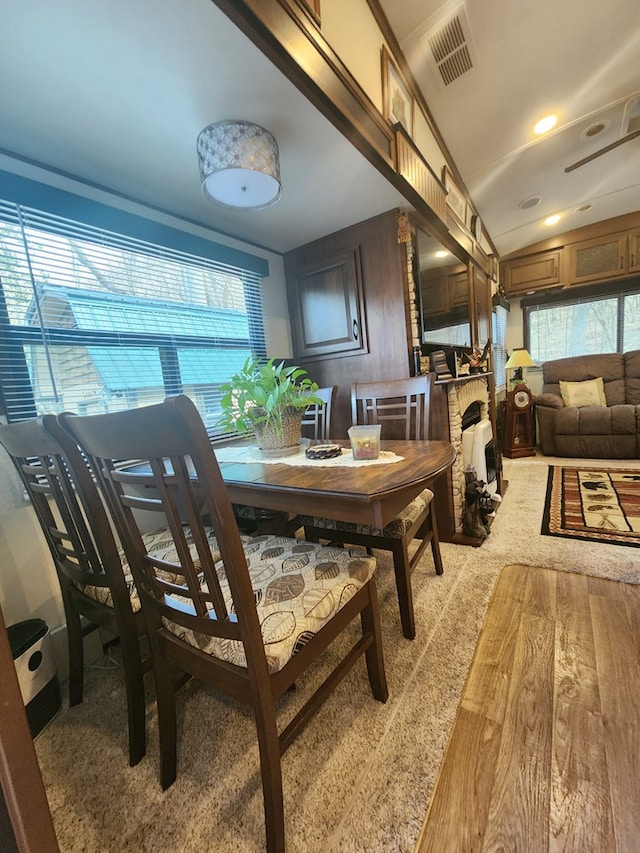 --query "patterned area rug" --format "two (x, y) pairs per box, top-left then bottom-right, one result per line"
(542, 465), (640, 547)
